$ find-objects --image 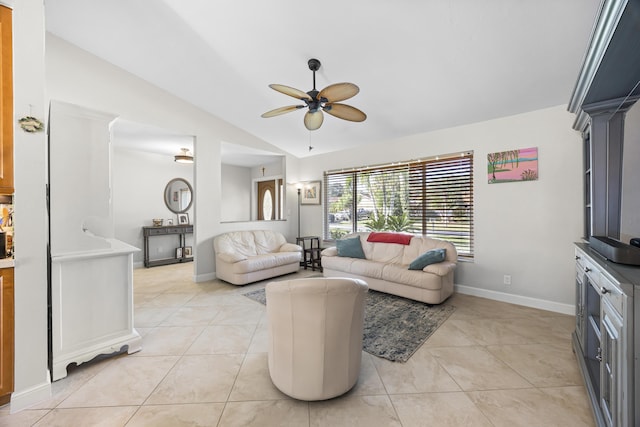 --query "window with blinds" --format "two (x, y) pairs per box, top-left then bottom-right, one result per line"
(323, 152), (474, 258)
